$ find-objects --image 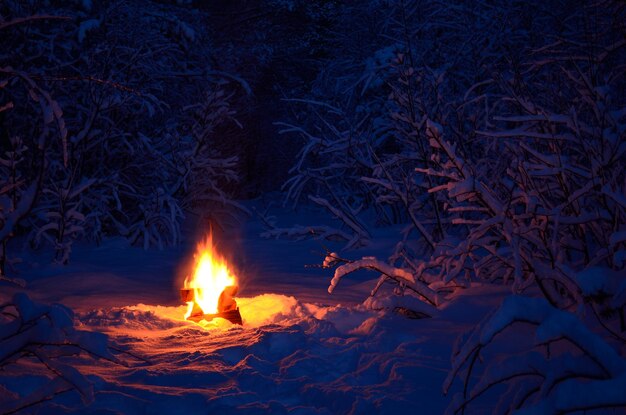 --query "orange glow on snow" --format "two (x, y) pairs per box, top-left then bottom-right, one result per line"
(238, 294), (299, 327)
(134, 294), (300, 329)
(183, 234), (237, 319)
